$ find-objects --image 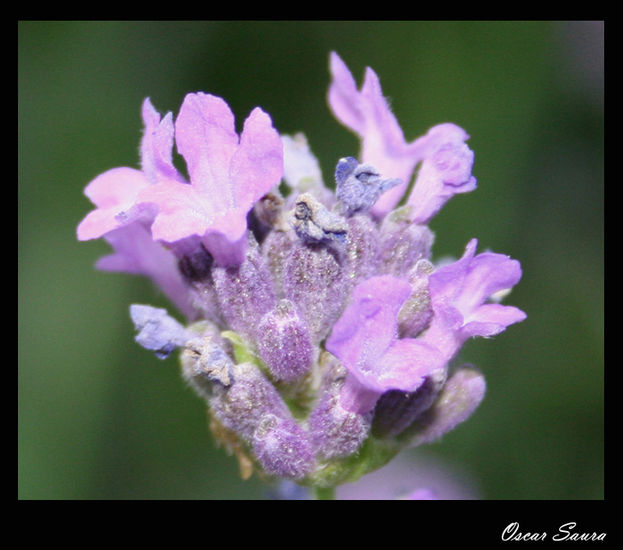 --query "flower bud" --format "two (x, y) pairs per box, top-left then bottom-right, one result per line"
(377, 209), (434, 276)
(371, 370), (445, 438)
(252, 414), (315, 480)
(282, 241), (347, 343)
(208, 362), (291, 442)
(308, 354), (372, 459)
(212, 238), (276, 341)
(344, 213), (380, 285)
(256, 299), (314, 383)
(129, 304), (190, 359)
(403, 365), (486, 447)
(398, 259), (434, 338)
